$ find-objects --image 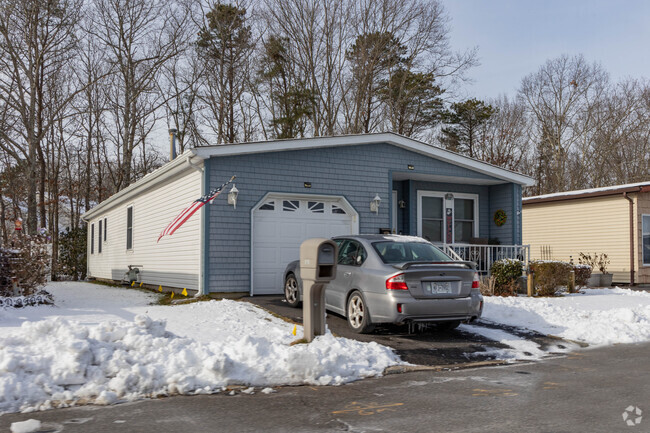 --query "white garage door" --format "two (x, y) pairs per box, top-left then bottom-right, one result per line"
(252, 194), (358, 295)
